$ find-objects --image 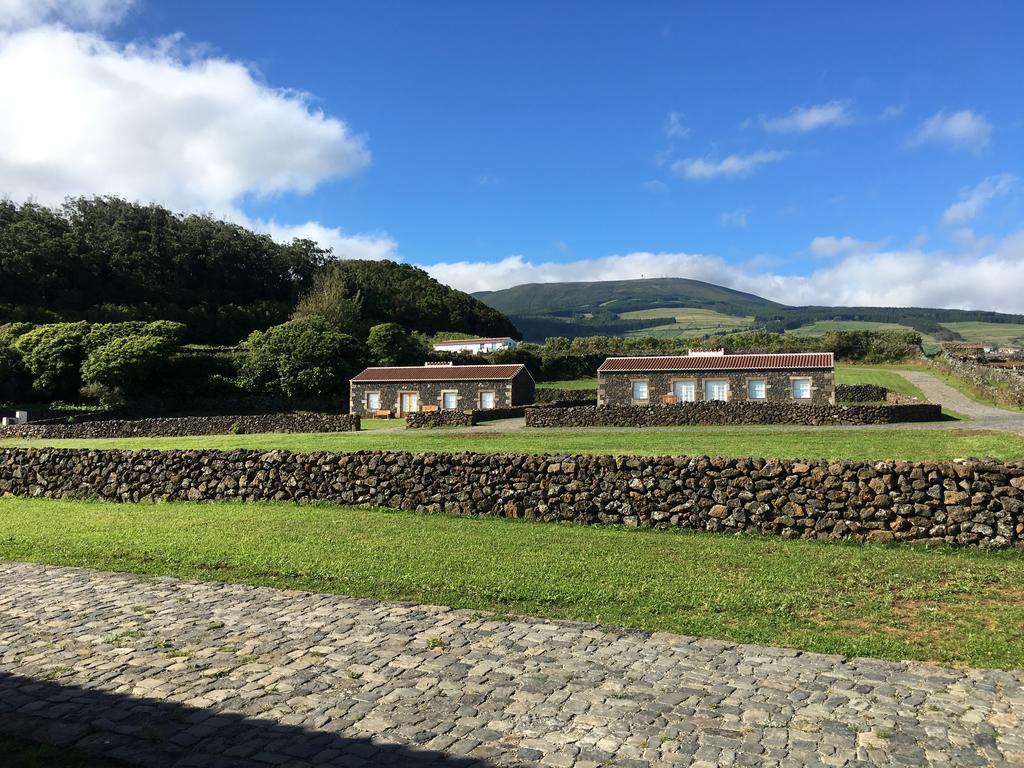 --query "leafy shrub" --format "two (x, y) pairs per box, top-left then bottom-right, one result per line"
(237, 318), (367, 397)
(13, 321), (90, 396)
(80, 334), (176, 406)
